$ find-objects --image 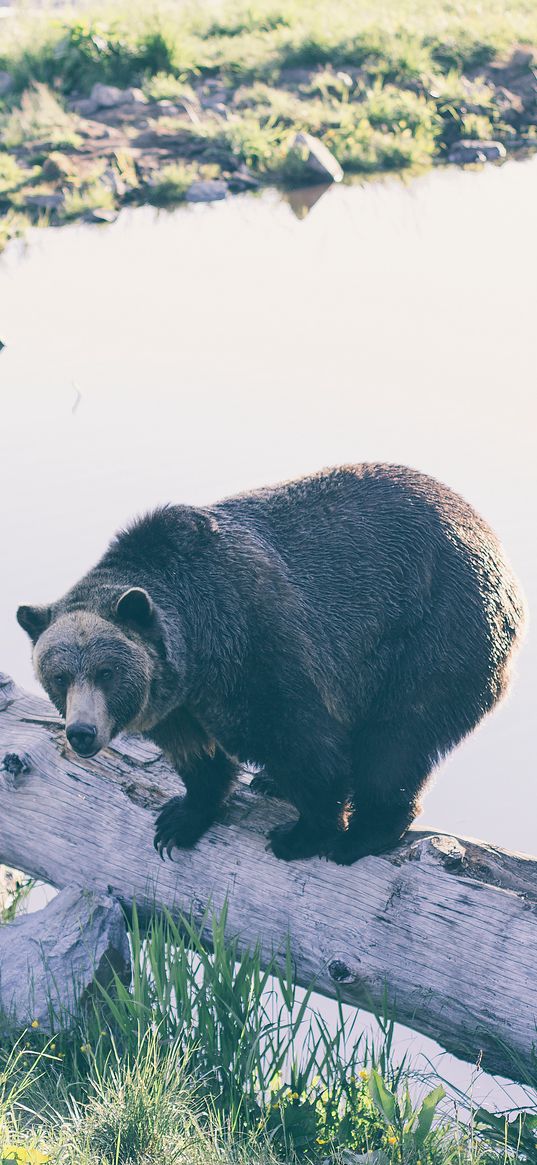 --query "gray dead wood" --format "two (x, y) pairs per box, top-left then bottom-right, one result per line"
(0, 885), (130, 1030)
(0, 672), (536, 1079)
